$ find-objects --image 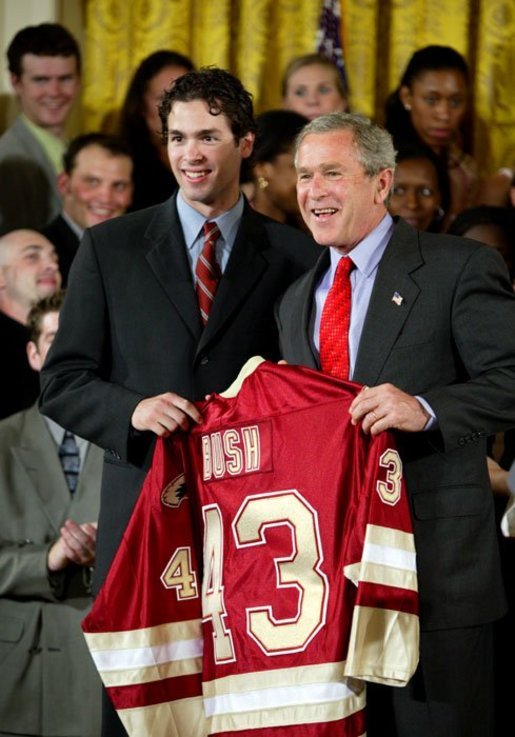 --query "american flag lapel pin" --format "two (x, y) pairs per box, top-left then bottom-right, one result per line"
(392, 291), (404, 306)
